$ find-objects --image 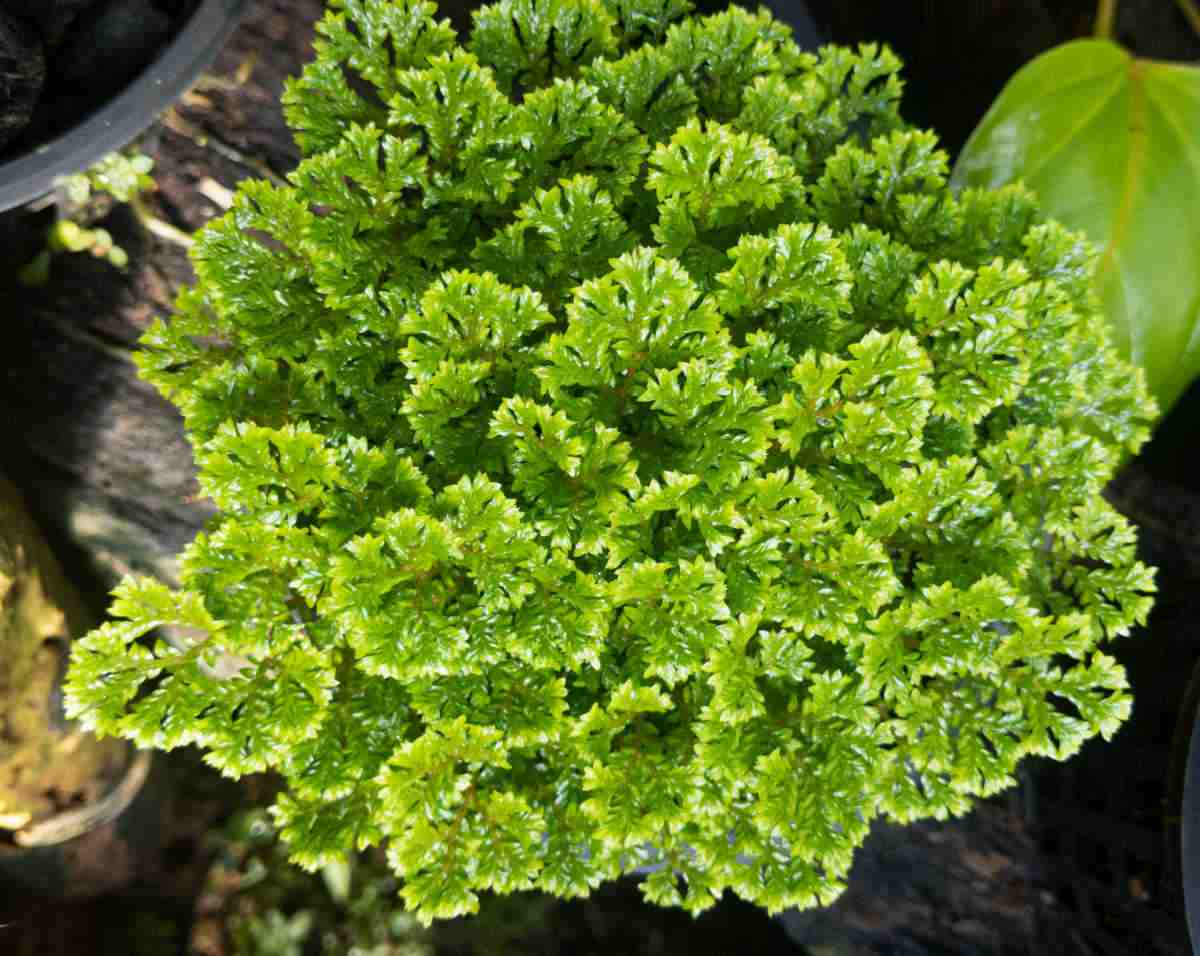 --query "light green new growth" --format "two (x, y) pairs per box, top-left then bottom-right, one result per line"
(18, 150), (156, 284)
(65, 0), (1157, 923)
(62, 150), (156, 205)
